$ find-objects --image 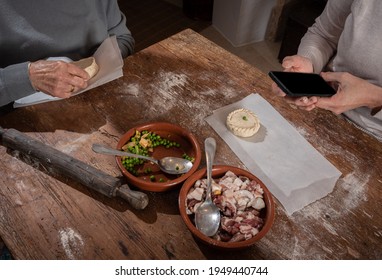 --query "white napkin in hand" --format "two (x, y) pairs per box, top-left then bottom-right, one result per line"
(14, 35), (123, 107)
(205, 93), (342, 215)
